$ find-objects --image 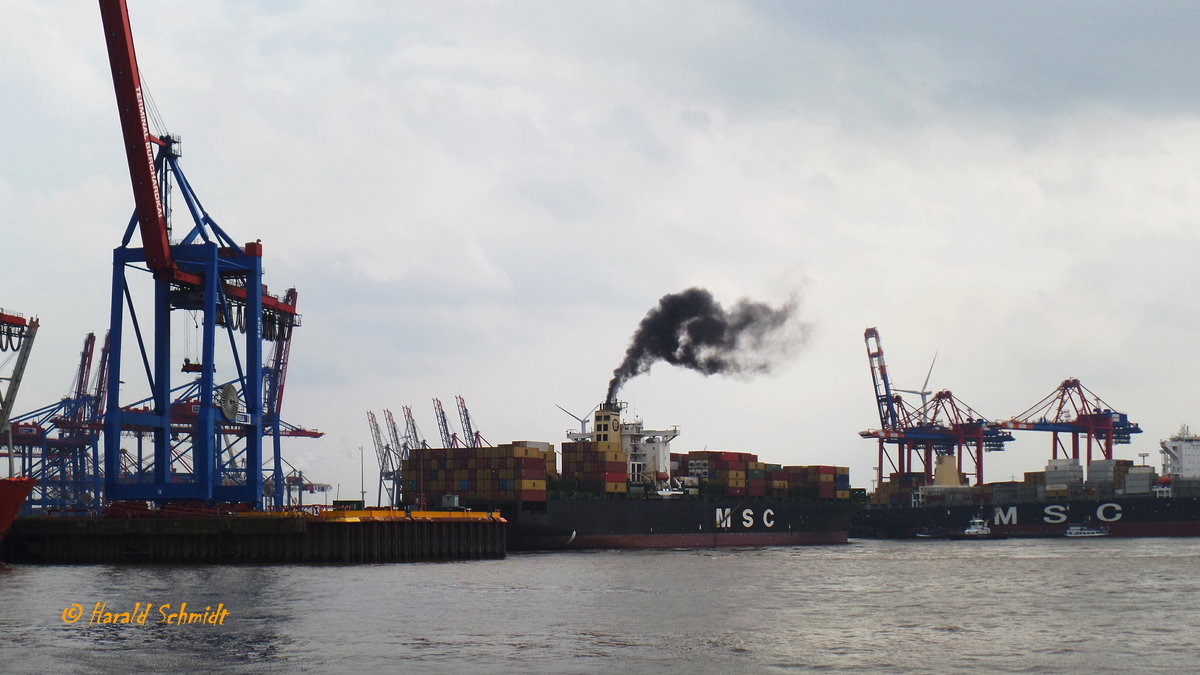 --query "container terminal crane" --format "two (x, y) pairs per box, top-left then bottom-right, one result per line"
(1, 2), (503, 562)
(0, 309), (38, 541)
